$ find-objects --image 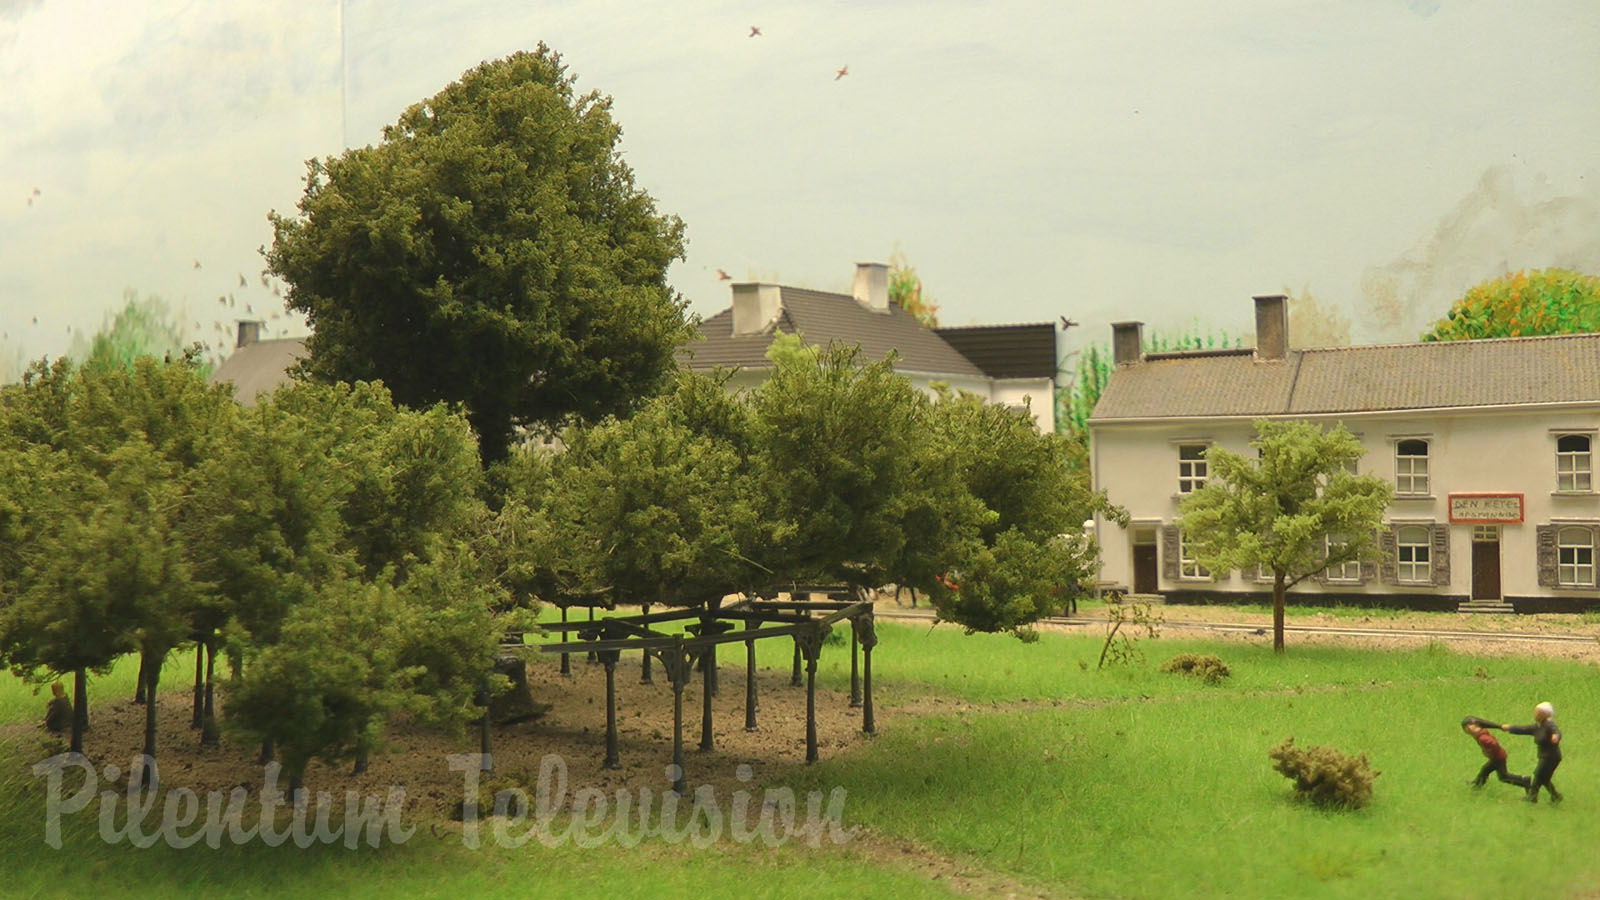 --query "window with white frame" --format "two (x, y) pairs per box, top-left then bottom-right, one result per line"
(1325, 535), (1361, 582)
(1557, 527), (1595, 588)
(1178, 444), (1208, 494)
(1395, 440), (1429, 495)
(1178, 530), (1209, 579)
(1556, 435), (1593, 493)
(1396, 526), (1431, 583)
